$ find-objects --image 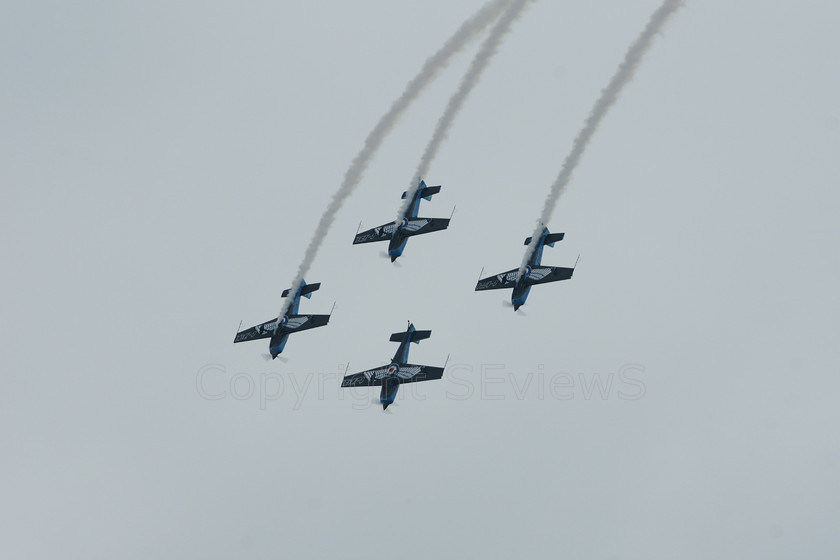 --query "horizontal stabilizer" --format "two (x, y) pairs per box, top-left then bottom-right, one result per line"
(420, 185), (441, 200)
(389, 330), (432, 343)
(524, 232), (565, 246)
(300, 283), (320, 298)
(281, 282), (320, 299)
(401, 184), (441, 201)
